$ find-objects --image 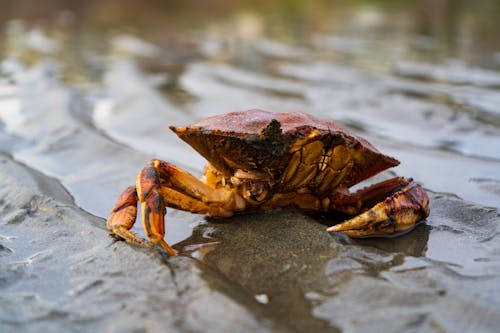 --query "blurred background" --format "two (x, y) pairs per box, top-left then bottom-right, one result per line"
(2, 0), (500, 69)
